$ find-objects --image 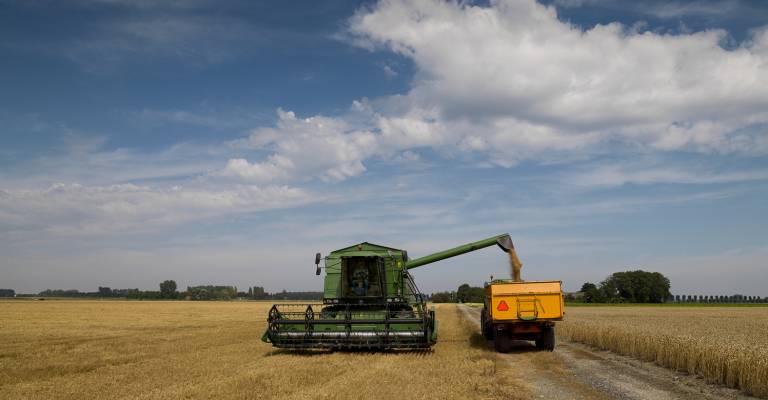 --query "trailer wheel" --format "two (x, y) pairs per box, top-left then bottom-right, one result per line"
(535, 325), (555, 351)
(481, 310), (493, 340)
(494, 330), (512, 353)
